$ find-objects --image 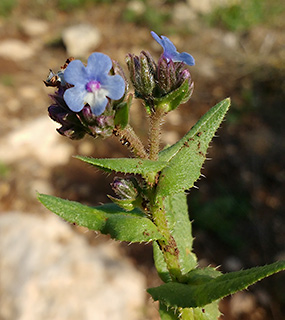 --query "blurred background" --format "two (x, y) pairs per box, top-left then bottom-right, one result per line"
(0, 0), (284, 319)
